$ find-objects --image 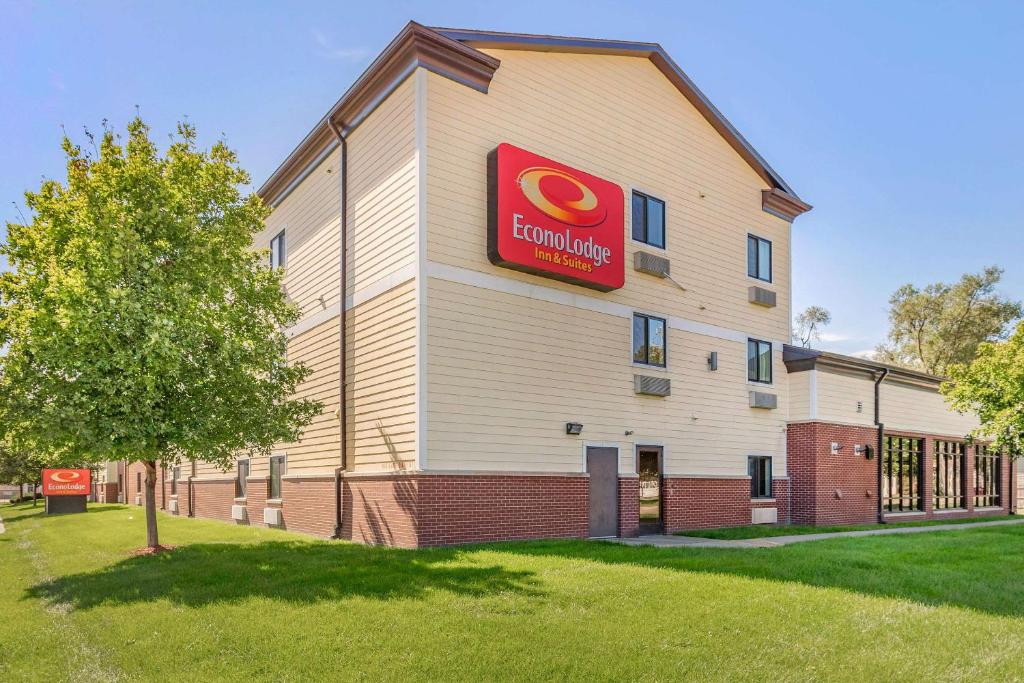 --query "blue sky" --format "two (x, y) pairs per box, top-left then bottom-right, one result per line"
(2, 0), (1022, 355)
